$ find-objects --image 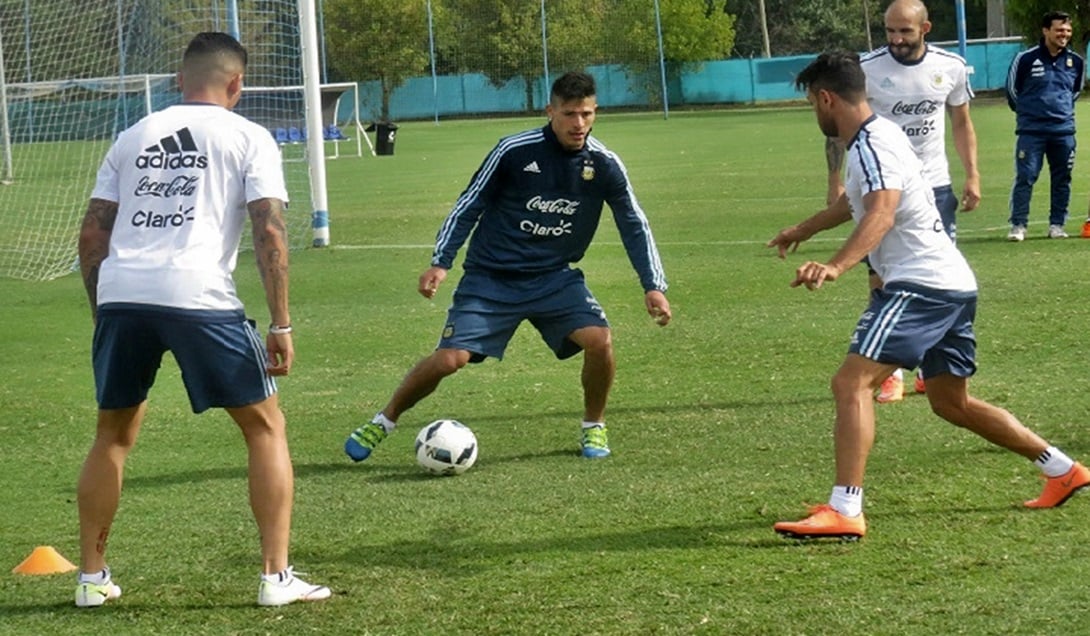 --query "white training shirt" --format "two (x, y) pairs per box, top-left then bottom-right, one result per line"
(91, 103), (288, 310)
(860, 44), (973, 188)
(845, 115), (977, 292)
